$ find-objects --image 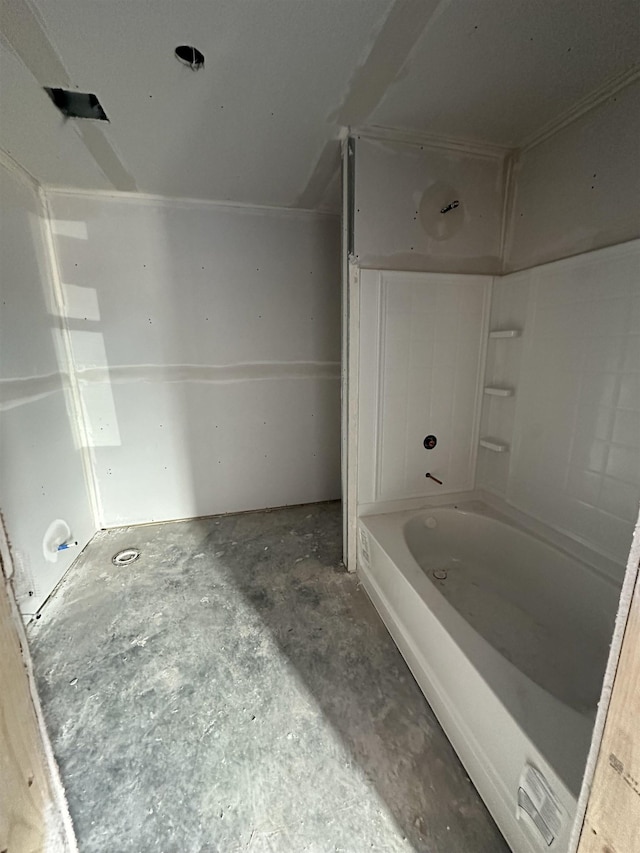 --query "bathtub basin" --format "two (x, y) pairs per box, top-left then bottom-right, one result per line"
(358, 500), (620, 853)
